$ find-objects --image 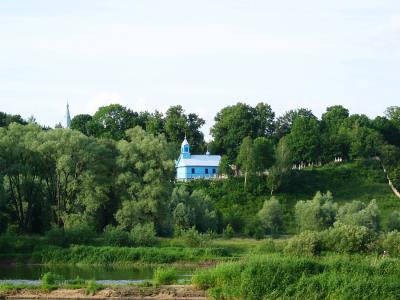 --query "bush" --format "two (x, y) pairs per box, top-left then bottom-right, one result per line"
(153, 267), (178, 285)
(295, 191), (337, 232)
(130, 223), (157, 247)
(257, 196), (283, 234)
(325, 223), (375, 253)
(222, 224), (234, 239)
(65, 223), (96, 245)
(337, 200), (381, 232)
(284, 231), (323, 256)
(45, 227), (66, 246)
(41, 272), (64, 287)
(85, 280), (101, 295)
(180, 227), (212, 247)
(103, 225), (130, 246)
(387, 211), (400, 232)
(381, 231), (400, 257)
